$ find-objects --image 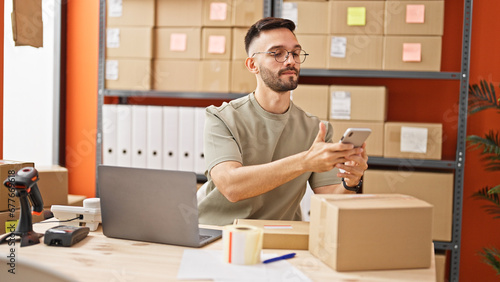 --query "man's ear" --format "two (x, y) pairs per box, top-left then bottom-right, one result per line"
(245, 57), (259, 74)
